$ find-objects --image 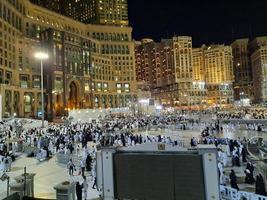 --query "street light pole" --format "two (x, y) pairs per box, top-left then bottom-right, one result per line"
(40, 60), (44, 128)
(35, 52), (48, 128)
